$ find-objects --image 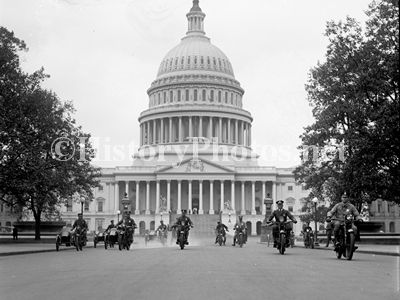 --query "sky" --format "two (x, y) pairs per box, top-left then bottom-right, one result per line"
(0, 0), (372, 168)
